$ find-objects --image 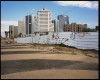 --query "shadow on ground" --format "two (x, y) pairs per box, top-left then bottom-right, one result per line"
(1, 51), (47, 55)
(1, 51), (73, 55)
(1, 47), (29, 49)
(1, 59), (98, 75)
